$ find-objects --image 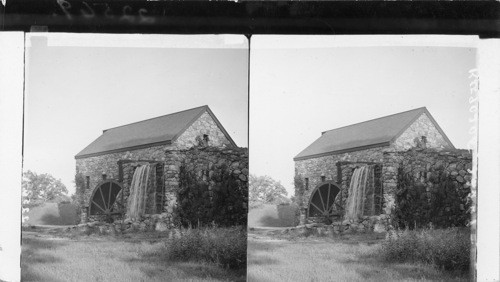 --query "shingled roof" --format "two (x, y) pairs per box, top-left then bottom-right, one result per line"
(294, 107), (453, 161)
(75, 105), (236, 159)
